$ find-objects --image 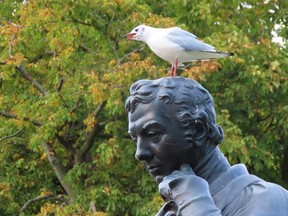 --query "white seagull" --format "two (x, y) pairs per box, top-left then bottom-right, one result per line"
(124, 24), (233, 76)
